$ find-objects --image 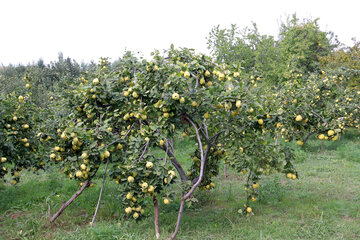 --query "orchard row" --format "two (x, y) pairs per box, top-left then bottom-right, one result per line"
(1, 47), (359, 239)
